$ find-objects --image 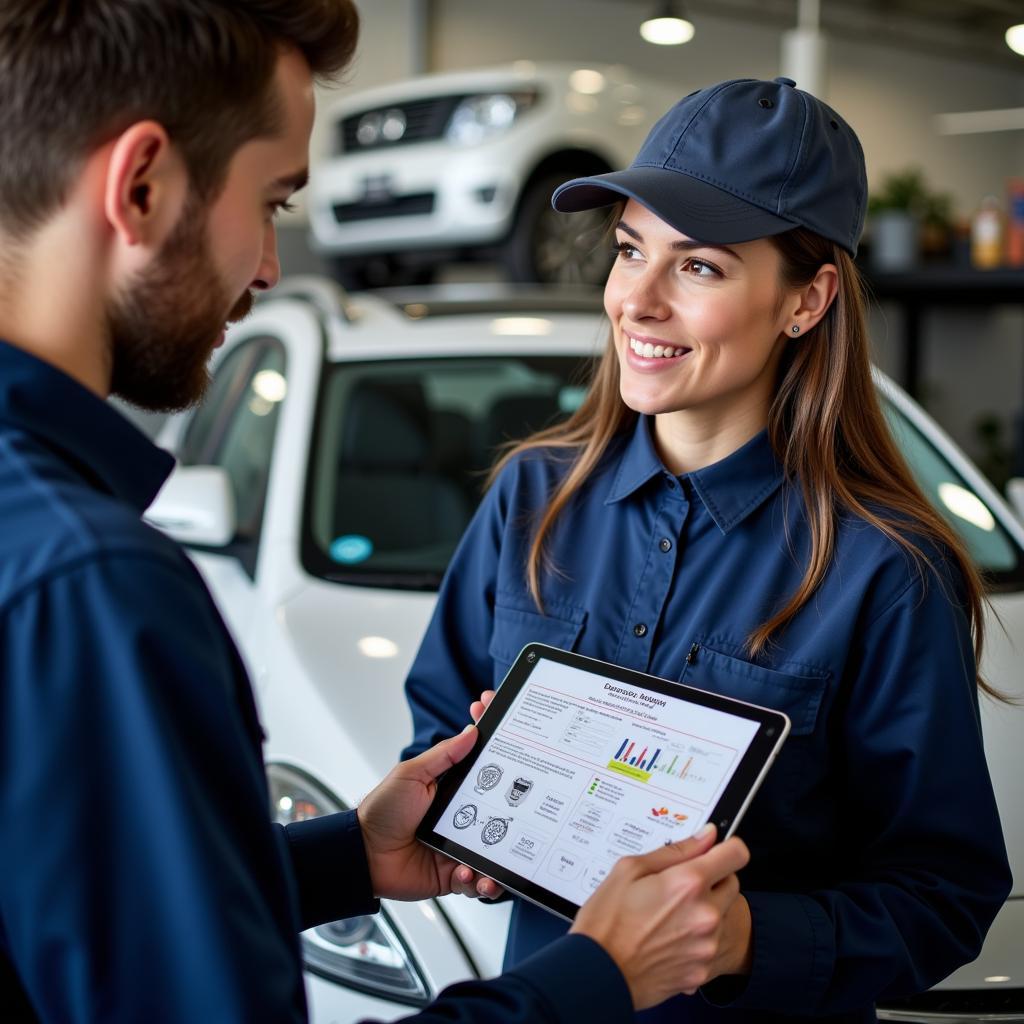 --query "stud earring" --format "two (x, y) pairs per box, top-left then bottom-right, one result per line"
(791, 325), (801, 334)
